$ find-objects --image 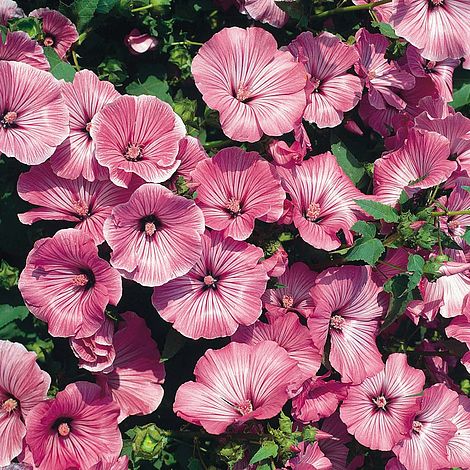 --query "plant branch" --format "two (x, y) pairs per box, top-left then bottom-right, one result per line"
(313, 0), (392, 19)
(430, 210), (470, 217)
